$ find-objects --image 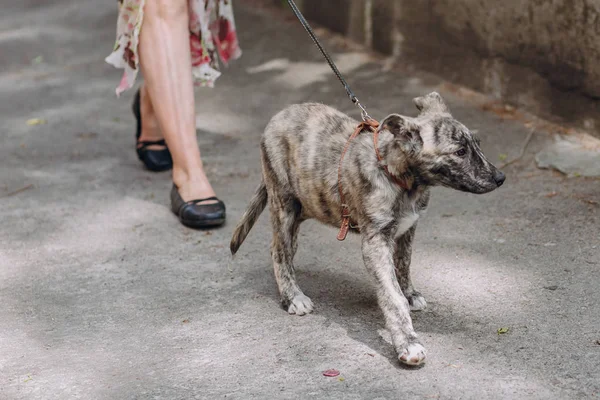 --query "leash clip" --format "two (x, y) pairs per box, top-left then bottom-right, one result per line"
(350, 94), (371, 122)
(358, 101), (372, 122)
